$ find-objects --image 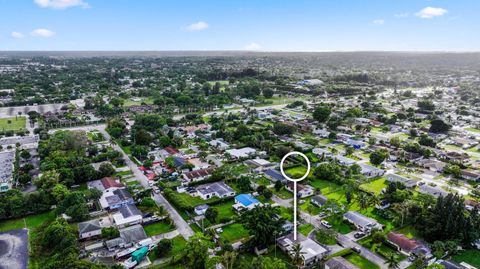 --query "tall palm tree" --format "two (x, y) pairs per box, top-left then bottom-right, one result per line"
(393, 201), (411, 227)
(356, 192), (369, 210)
(222, 251), (238, 269)
(291, 243), (305, 267)
(385, 253), (399, 269)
